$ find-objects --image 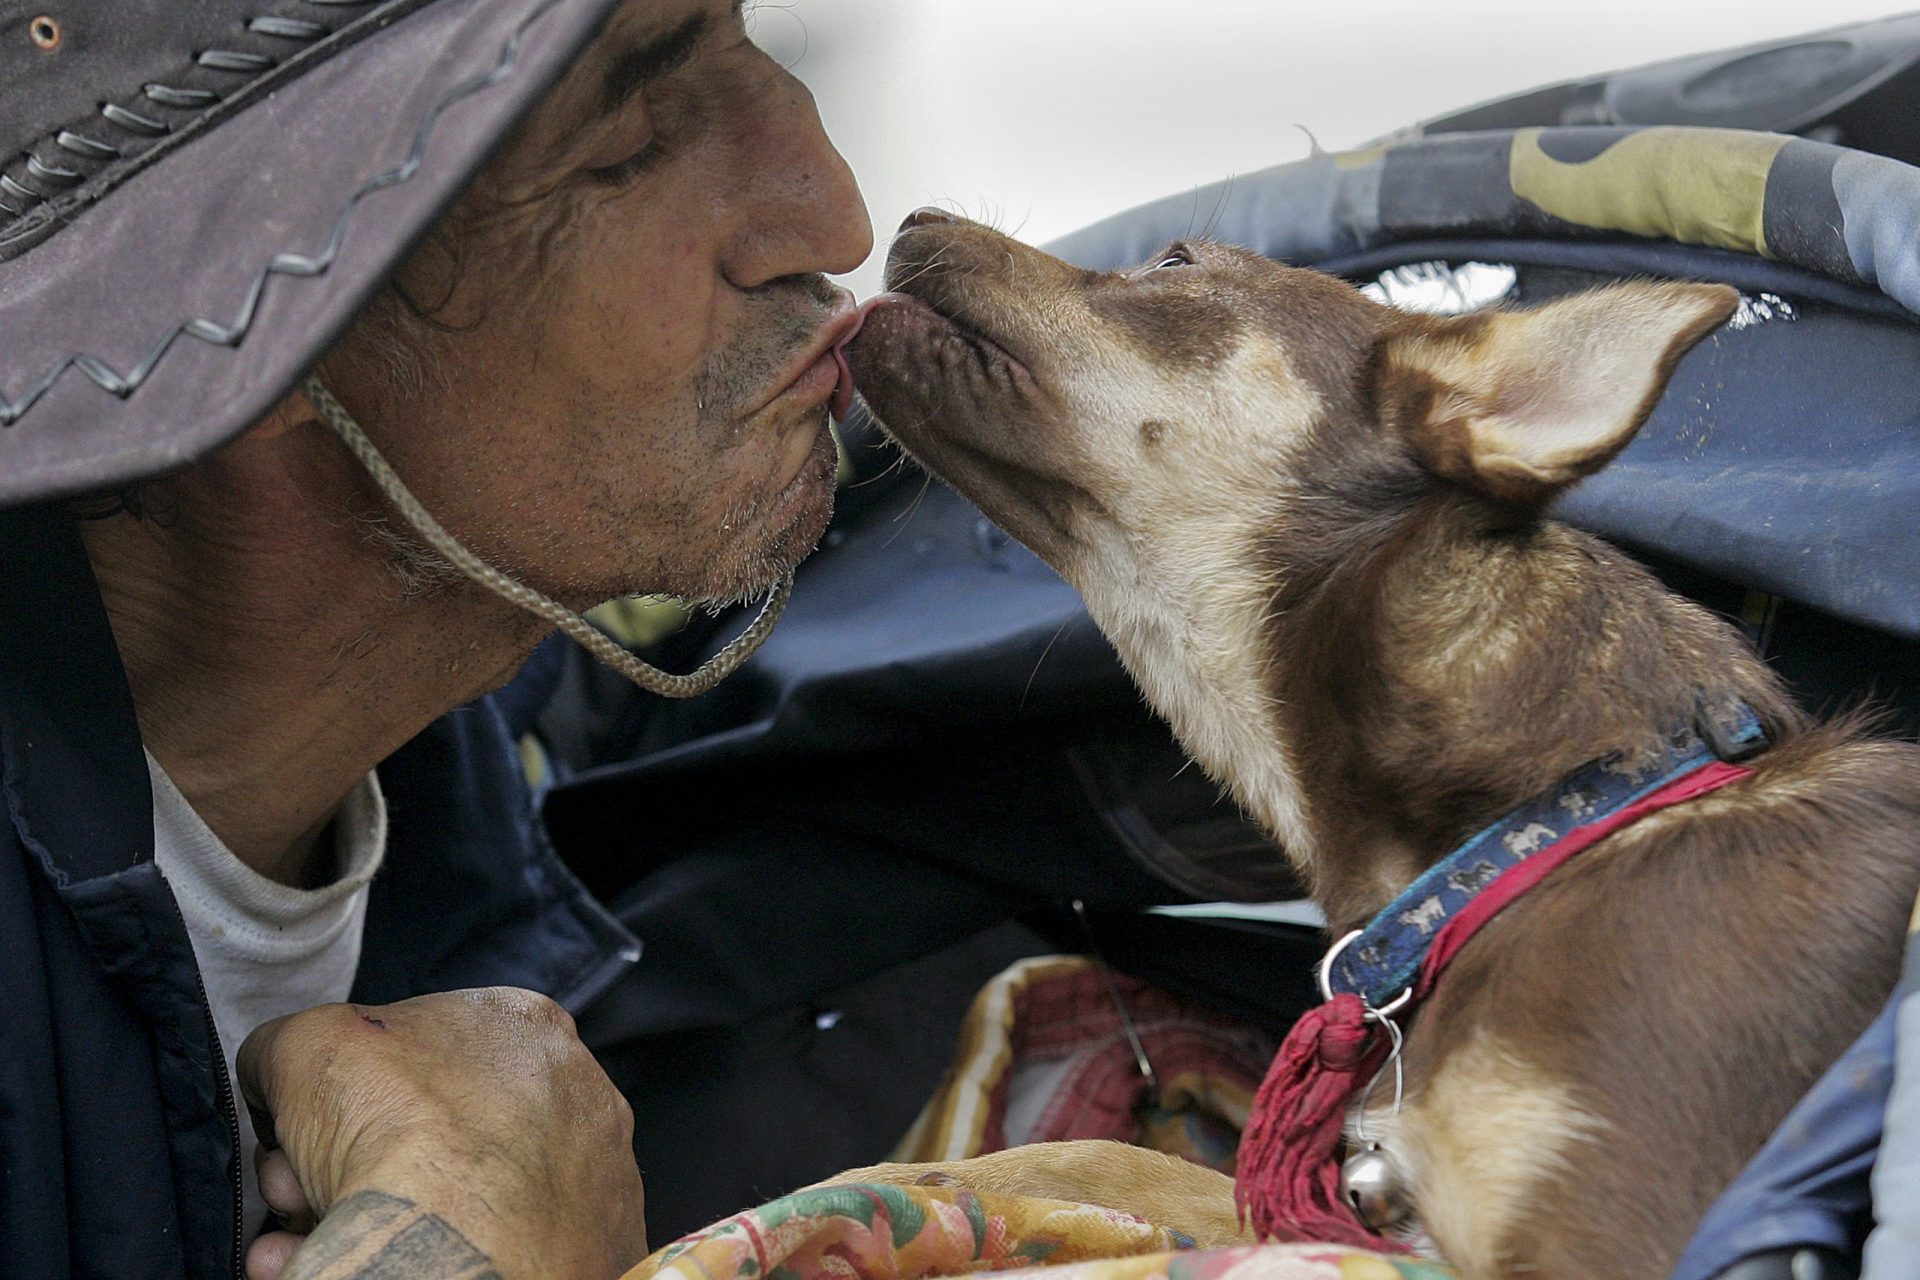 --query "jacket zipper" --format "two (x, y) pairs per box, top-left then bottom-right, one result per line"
(193, 965), (246, 1280)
